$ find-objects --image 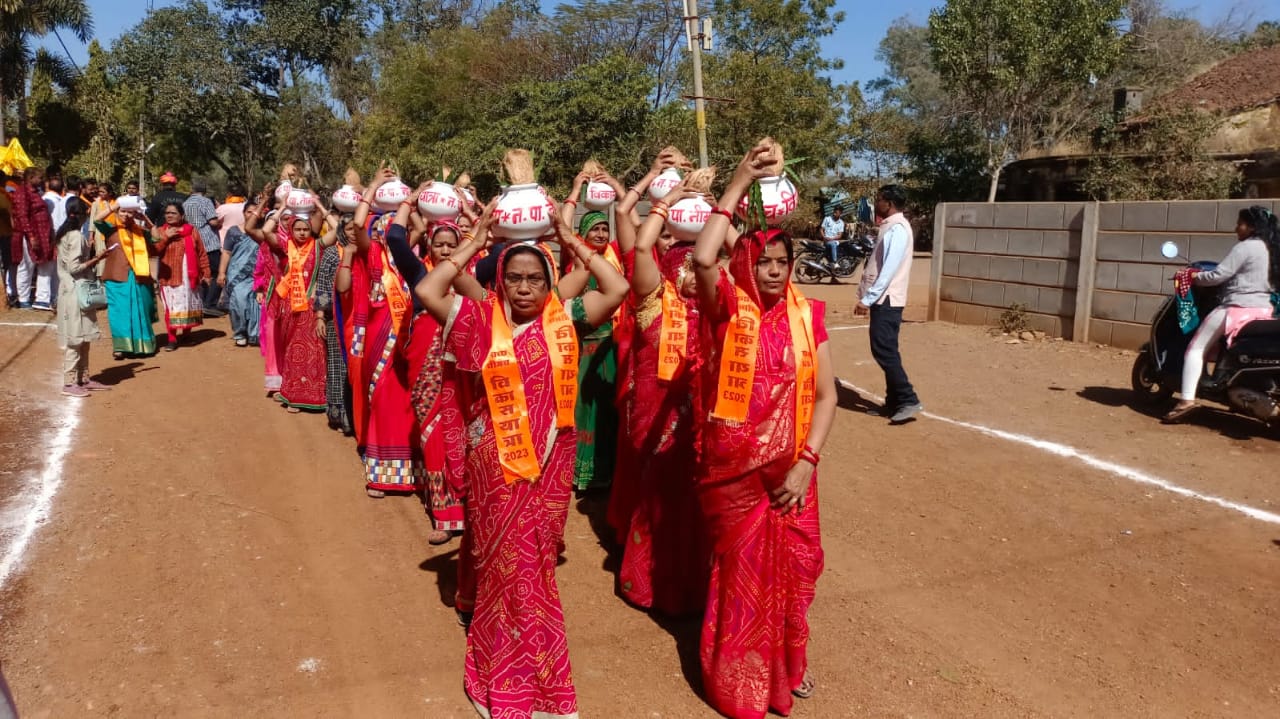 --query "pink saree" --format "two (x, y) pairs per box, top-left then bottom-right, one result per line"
(447, 244), (579, 719)
(698, 232), (827, 719)
(253, 217), (287, 392)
